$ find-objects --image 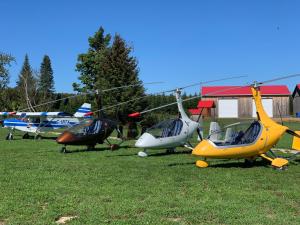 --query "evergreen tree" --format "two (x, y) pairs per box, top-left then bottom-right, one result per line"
(74, 26), (111, 112)
(0, 52), (15, 89)
(0, 52), (15, 110)
(17, 54), (37, 111)
(101, 34), (146, 121)
(75, 27), (146, 121)
(38, 55), (55, 101)
(74, 26), (111, 93)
